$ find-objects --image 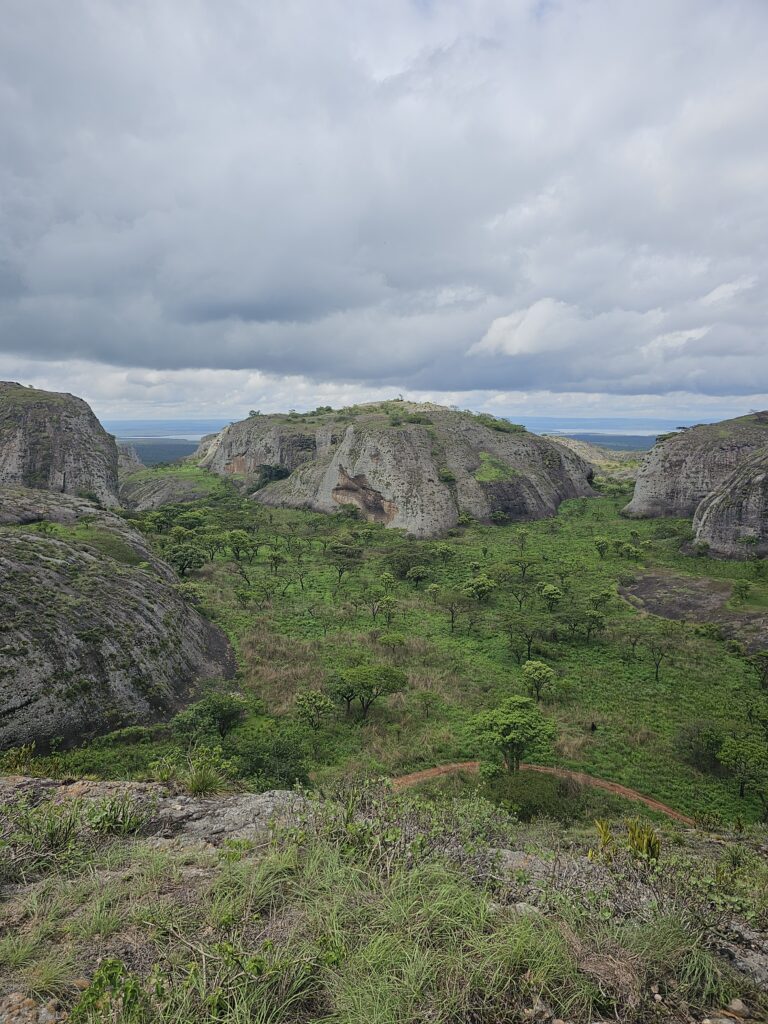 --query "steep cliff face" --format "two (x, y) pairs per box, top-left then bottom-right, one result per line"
(0, 487), (235, 750)
(0, 381), (119, 506)
(197, 403), (595, 537)
(117, 443), (145, 476)
(622, 413), (768, 519)
(693, 448), (768, 558)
